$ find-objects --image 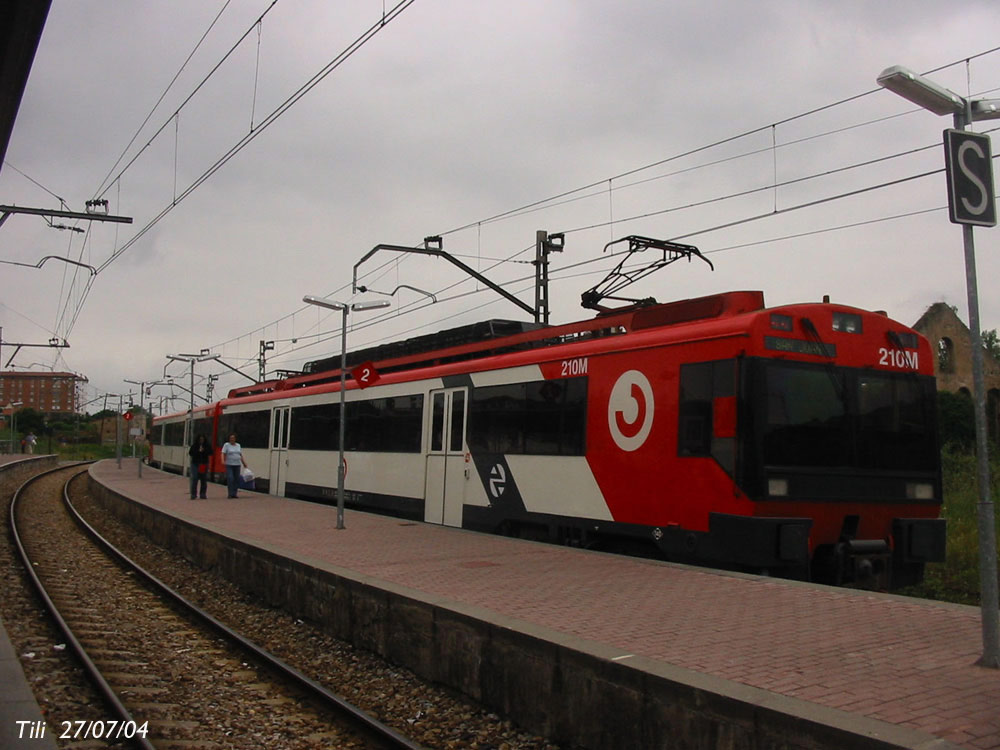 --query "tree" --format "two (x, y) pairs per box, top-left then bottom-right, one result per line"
(937, 391), (975, 450)
(14, 407), (46, 435)
(983, 329), (1000, 362)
